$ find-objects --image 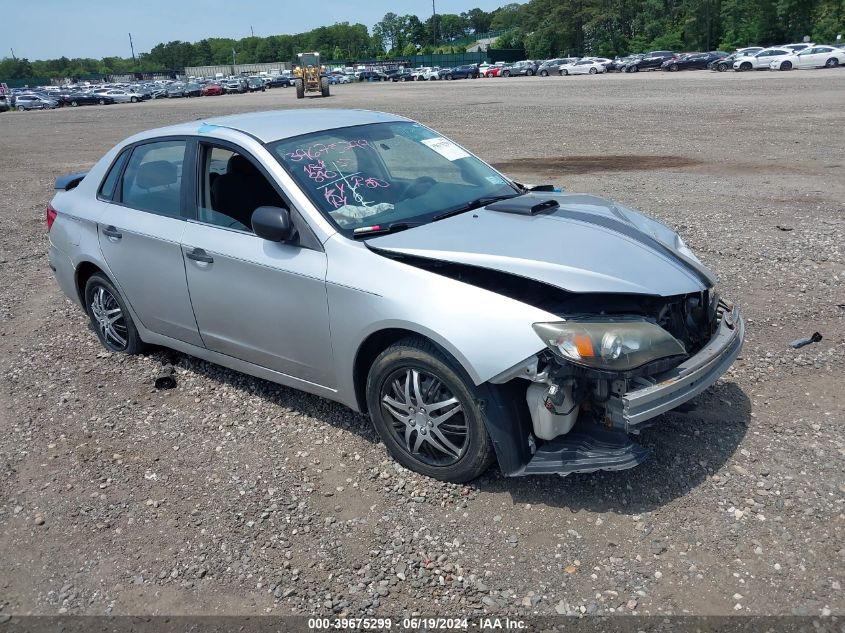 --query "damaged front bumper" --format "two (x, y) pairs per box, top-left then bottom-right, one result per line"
(606, 305), (744, 431)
